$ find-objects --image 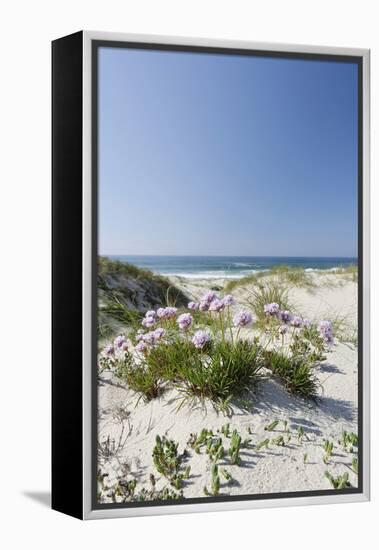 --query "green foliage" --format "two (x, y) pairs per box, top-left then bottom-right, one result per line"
(297, 426), (310, 443)
(229, 430), (242, 465)
(323, 440), (334, 464)
(173, 339), (263, 410)
(114, 353), (165, 402)
(325, 470), (351, 489)
(333, 264), (358, 282)
(187, 429), (215, 454)
(98, 473), (183, 503)
(269, 265), (315, 288)
(245, 282), (291, 325)
(265, 350), (318, 399)
(221, 423), (232, 438)
(206, 436), (225, 462)
(256, 438), (270, 451)
(152, 435), (190, 489)
(338, 431), (358, 452)
(224, 273), (261, 292)
(204, 464), (221, 496)
(264, 420), (279, 432)
(101, 301), (142, 328)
